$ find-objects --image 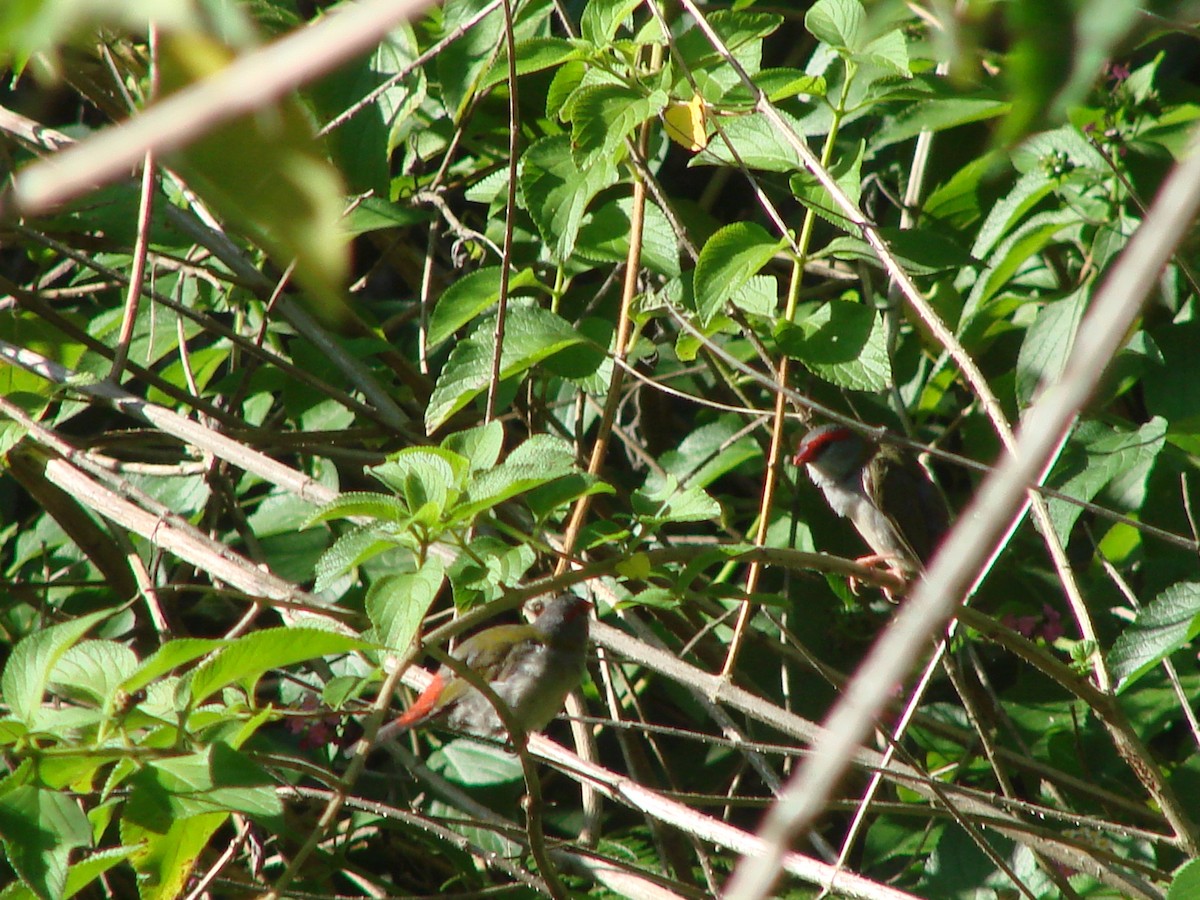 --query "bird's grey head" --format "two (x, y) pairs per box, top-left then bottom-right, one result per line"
(793, 425), (872, 482)
(532, 595), (591, 647)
